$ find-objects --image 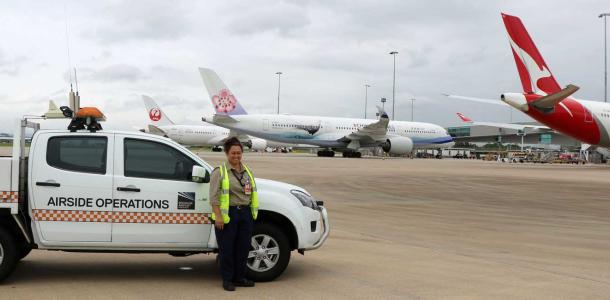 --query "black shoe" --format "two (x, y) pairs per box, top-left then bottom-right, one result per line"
(223, 281), (236, 291)
(234, 278), (255, 287)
